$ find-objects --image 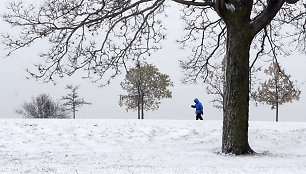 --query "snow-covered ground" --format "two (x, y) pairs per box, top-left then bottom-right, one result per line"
(0, 119), (305, 174)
